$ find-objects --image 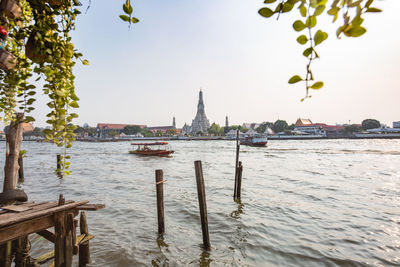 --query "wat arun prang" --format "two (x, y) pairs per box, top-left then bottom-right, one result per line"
(184, 89), (210, 134)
